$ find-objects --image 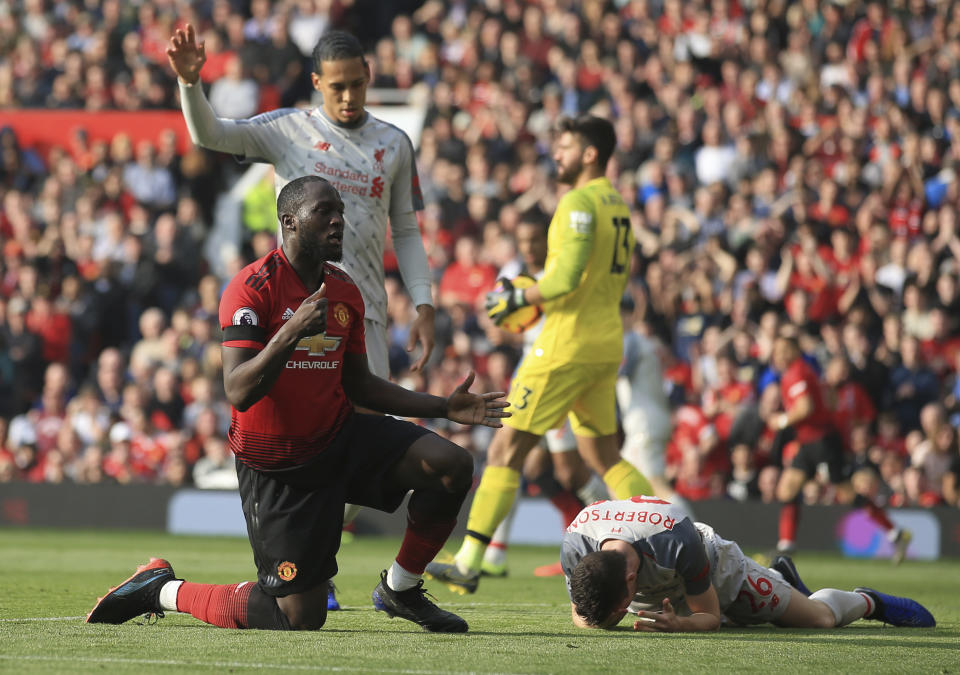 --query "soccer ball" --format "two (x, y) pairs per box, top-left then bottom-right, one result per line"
(498, 274), (542, 333)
